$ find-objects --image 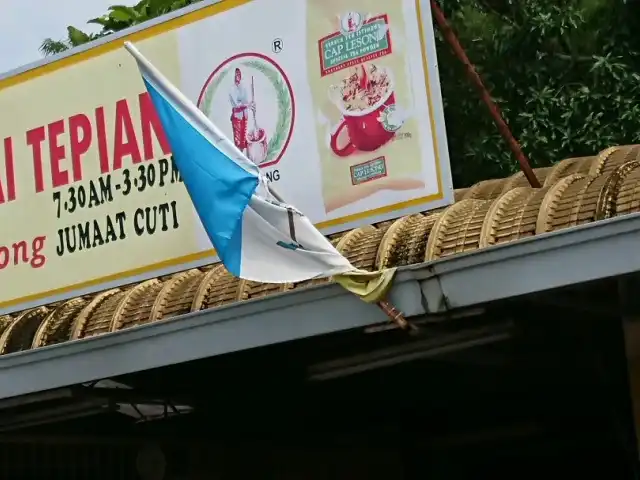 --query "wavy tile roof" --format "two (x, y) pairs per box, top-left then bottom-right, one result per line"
(2, 145), (640, 356)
